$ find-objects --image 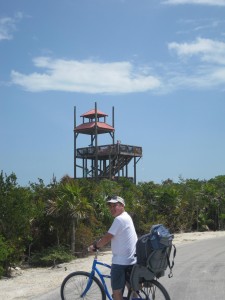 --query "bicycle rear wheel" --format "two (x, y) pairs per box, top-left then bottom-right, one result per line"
(127, 279), (170, 300)
(61, 271), (106, 300)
